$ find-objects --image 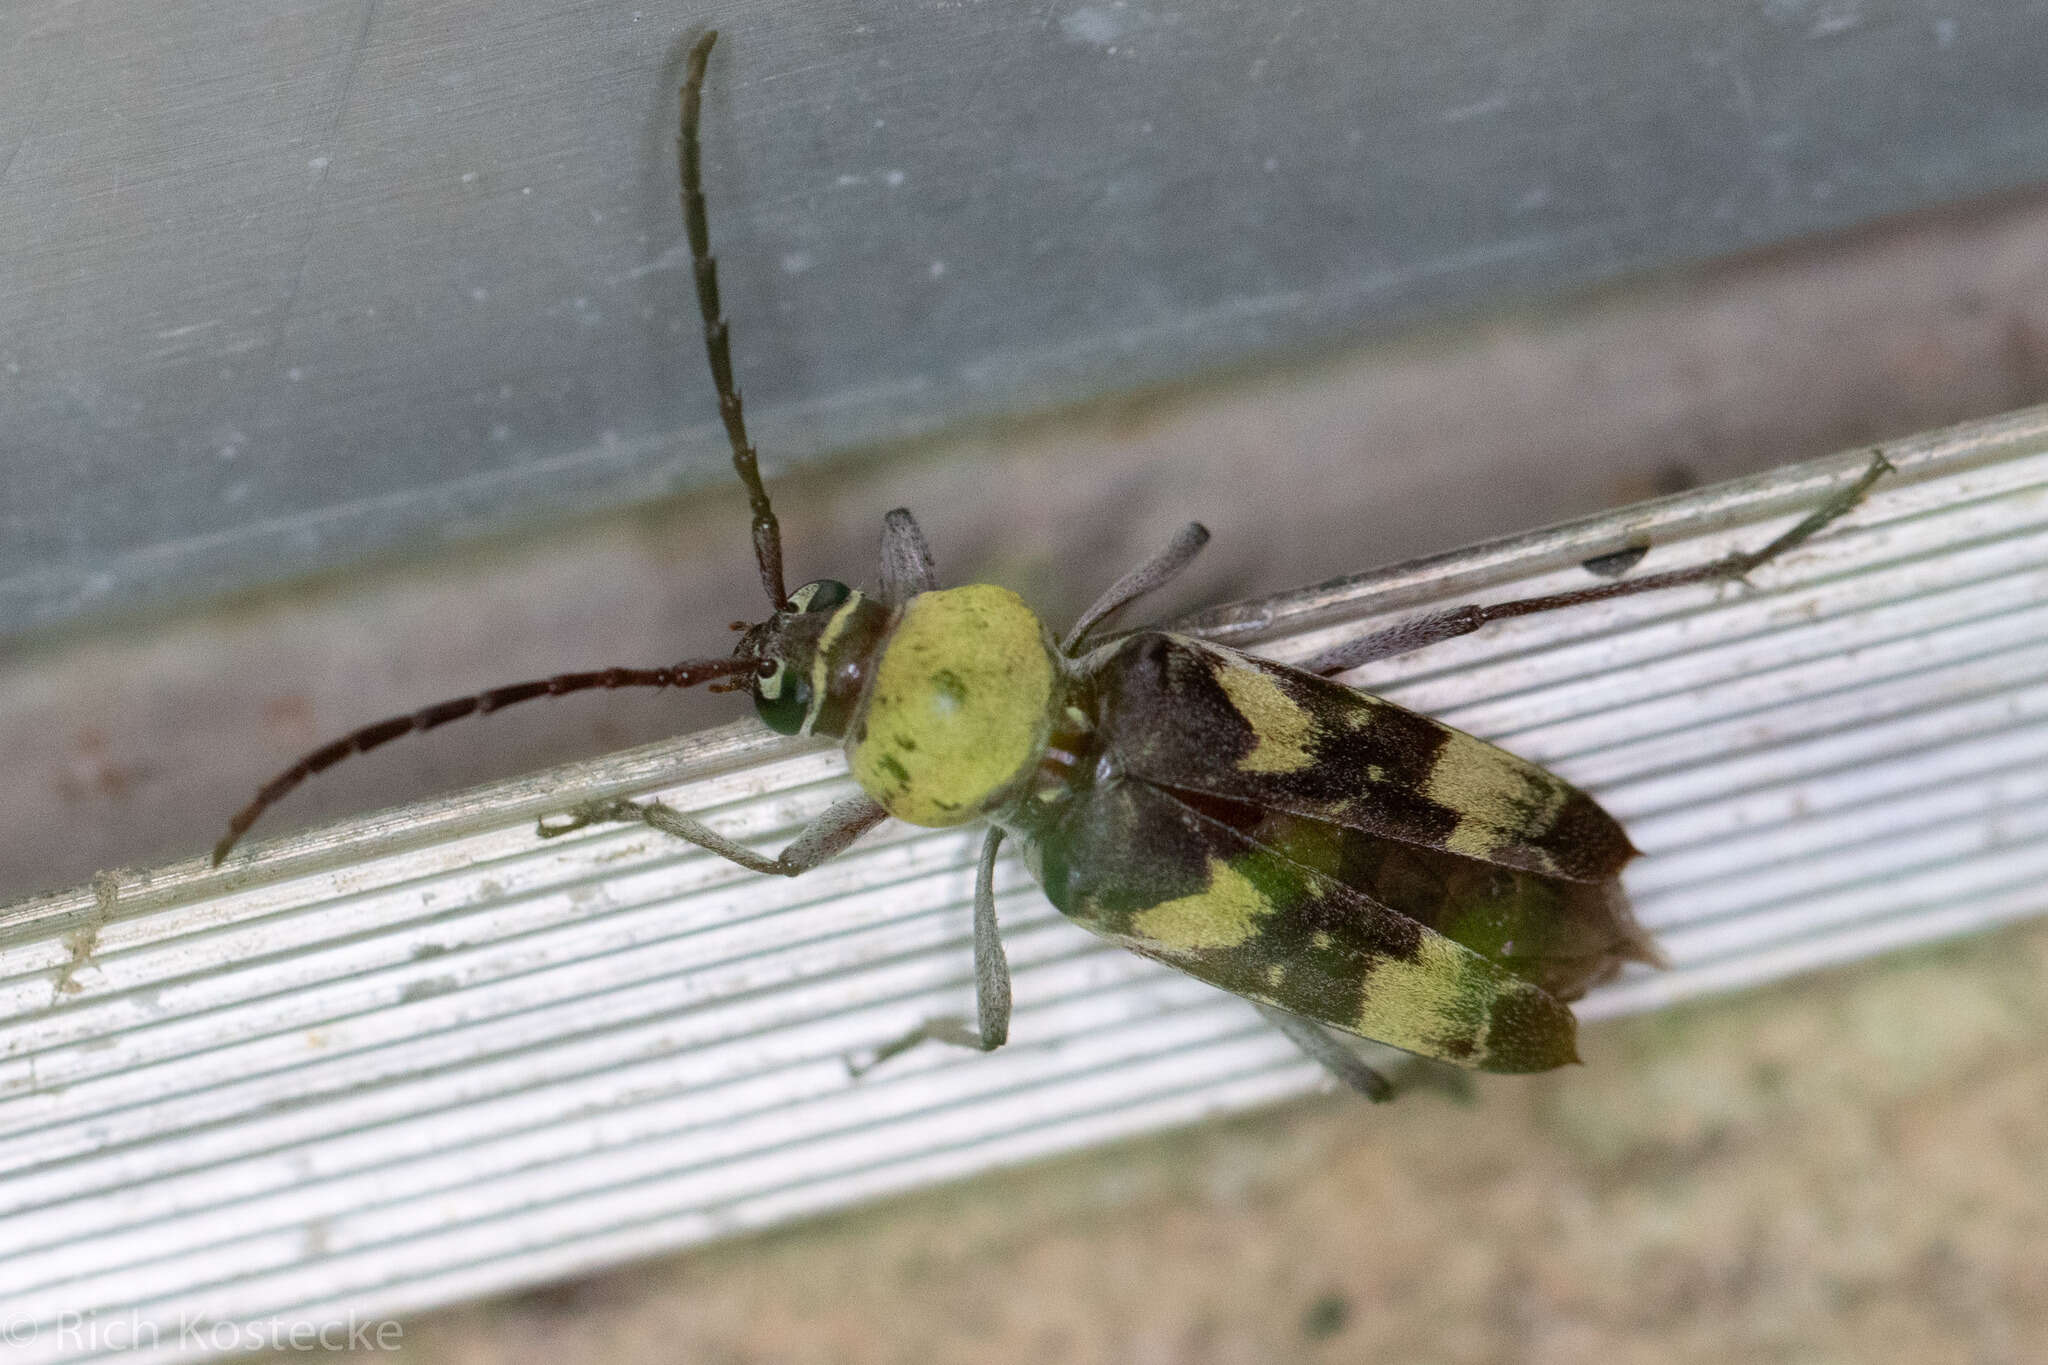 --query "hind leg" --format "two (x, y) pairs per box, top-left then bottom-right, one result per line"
(1299, 454), (1892, 677)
